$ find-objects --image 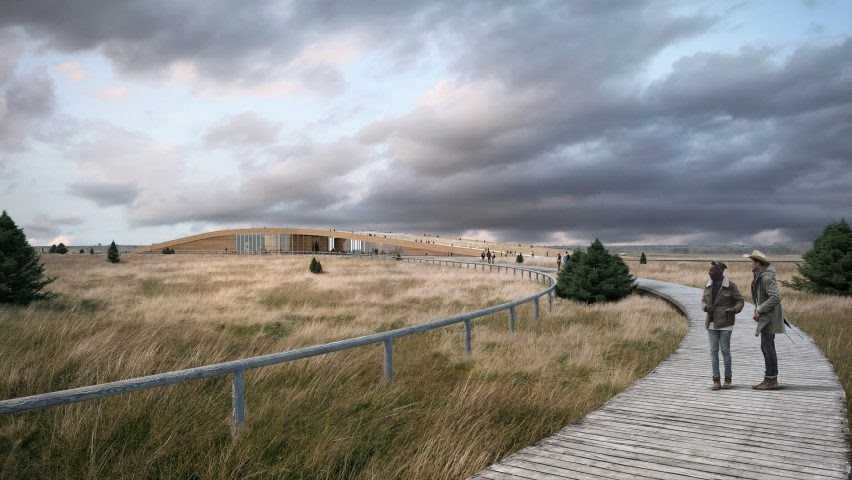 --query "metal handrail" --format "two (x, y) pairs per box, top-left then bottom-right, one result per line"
(0, 257), (556, 434)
